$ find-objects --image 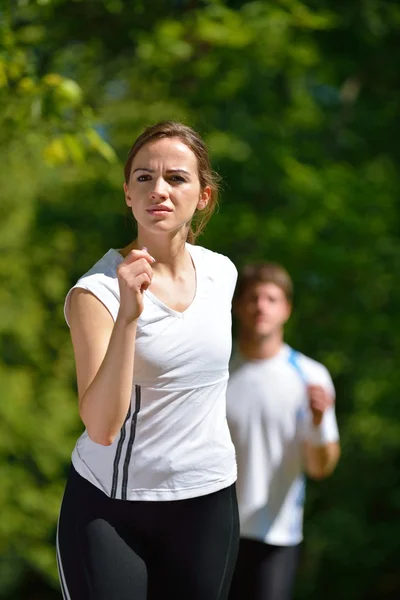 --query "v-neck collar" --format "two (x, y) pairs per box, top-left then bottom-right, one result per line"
(110, 244), (200, 319)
